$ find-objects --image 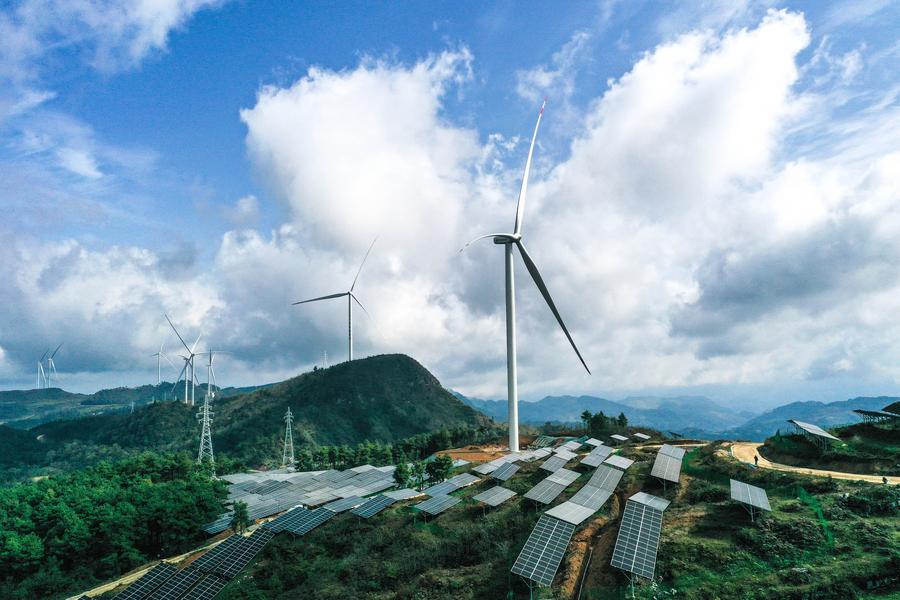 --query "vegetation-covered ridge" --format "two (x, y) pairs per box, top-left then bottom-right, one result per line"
(760, 420), (900, 476)
(0, 452), (226, 600)
(2, 354), (491, 481)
